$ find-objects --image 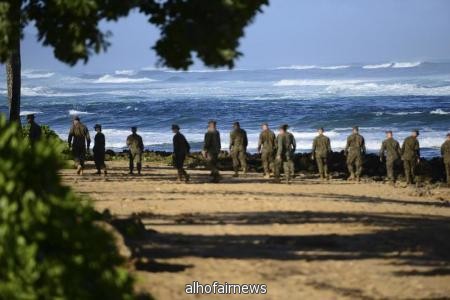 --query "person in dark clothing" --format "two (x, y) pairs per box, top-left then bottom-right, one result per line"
(93, 124), (107, 175)
(172, 124), (190, 182)
(68, 116), (90, 175)
(27, 114), (42, 144)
